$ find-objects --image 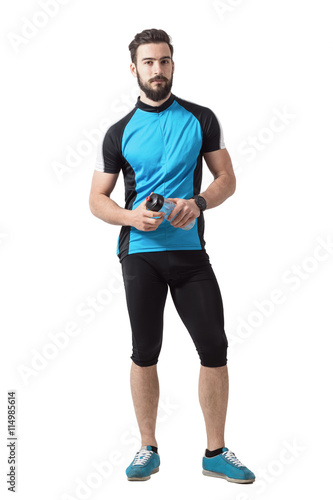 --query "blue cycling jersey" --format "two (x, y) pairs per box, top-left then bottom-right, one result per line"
(95, 93), (225, 262)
